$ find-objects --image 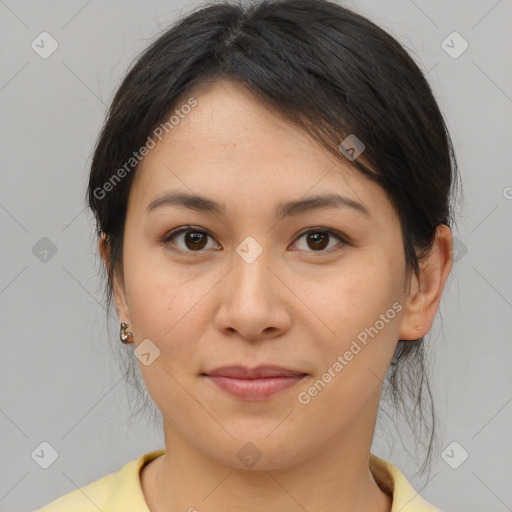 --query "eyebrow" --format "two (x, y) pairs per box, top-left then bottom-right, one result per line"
(146, 191), (371, 218)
